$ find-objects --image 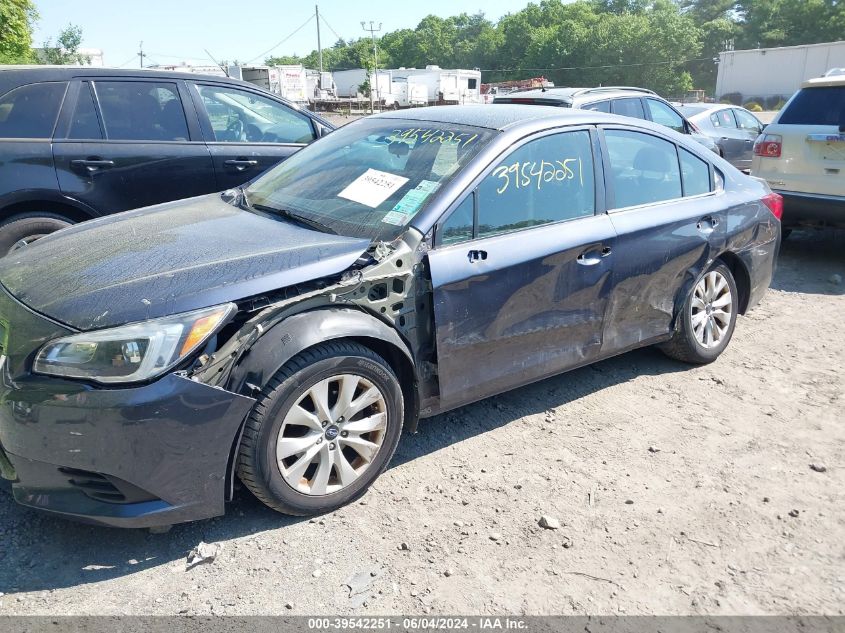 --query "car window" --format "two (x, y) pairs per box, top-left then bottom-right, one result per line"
(582, 100), (610, 113)
(196, 85), (315, 144)
(0, 82), (67, 139)
(779, 87), (845, 125)
(475, 130), (595, 239)
(710, 109), (737, 128)
(94, 81), (189, 141)
(441, 194), (474, 245)
(645, 99), (686, 133)
(679, 148), (711, 197)
(611, 98), (646, 119)
(733, 109), (761, 131)
(604, 129), (682, 208)
(68, 82), (103, 140)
